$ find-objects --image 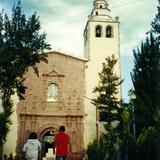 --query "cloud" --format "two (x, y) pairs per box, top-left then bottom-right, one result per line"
(0, 2), (7, 11)
(120, 25), (152, 55)
(42, 19), (84, 56)
(17, 0), (158, 57)
(0, 4), (2, 11)
(0, 0), (89, 57)
(112, 0), (158, 55)
(0, 0), (158, 58)
(27, 0), (90, 56)
(23, 0), (90, 19)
